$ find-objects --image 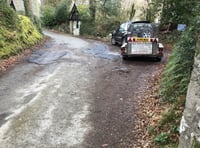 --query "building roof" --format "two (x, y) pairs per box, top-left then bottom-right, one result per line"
(69, 3), (79, 21)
